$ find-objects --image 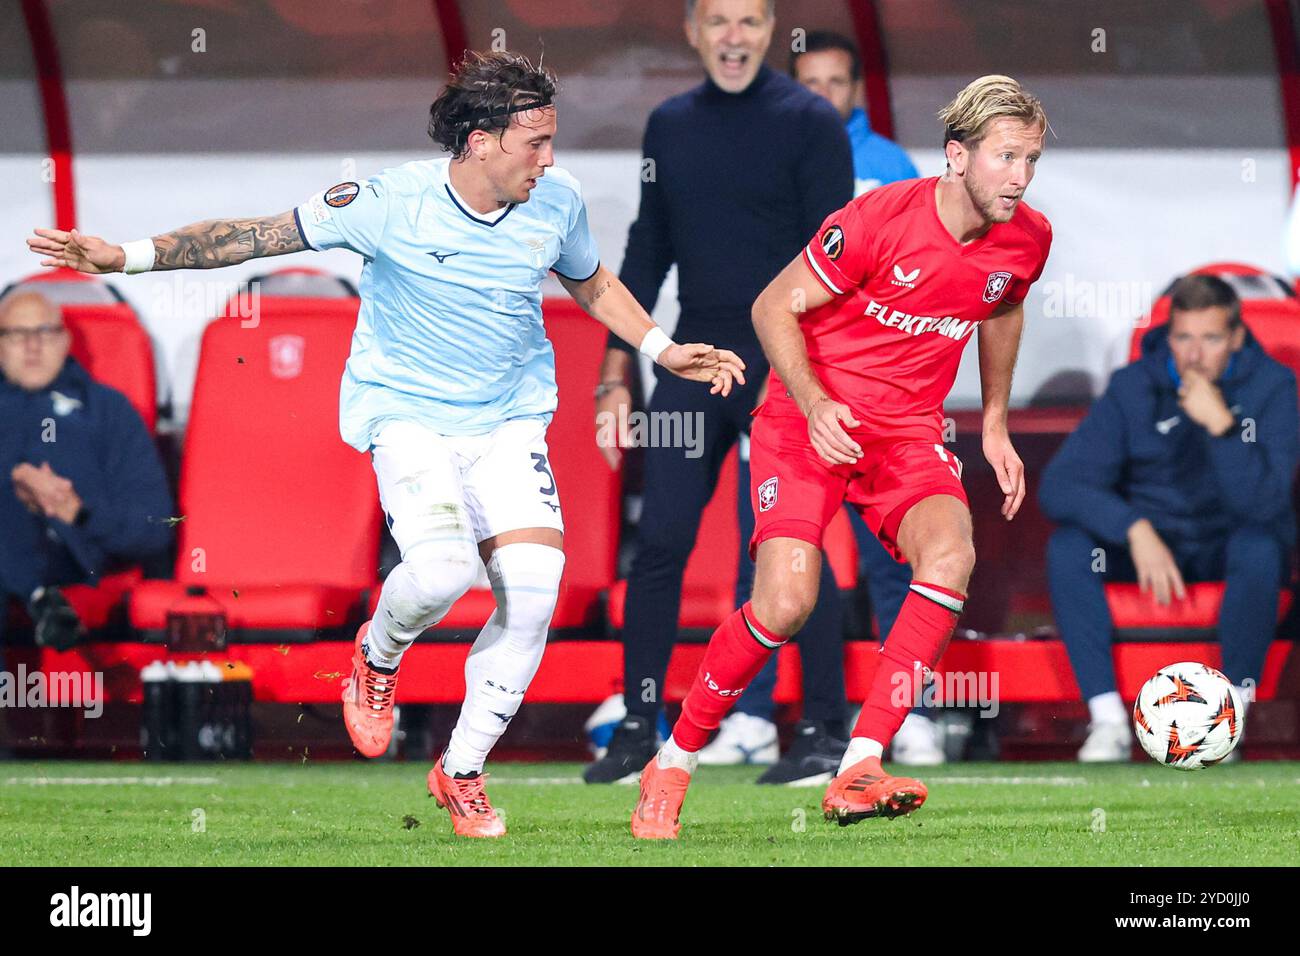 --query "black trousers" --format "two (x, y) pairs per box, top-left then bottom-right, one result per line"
(622, 343), (845, 723)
